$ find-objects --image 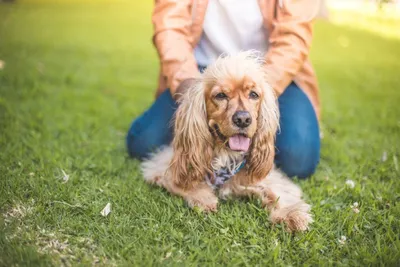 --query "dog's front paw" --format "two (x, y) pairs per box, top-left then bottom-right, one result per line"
(185, 185), (218, 212)
(270, 202), (313, 232)
(218, 184), (234, 200)
(186, 194), (218, 212)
